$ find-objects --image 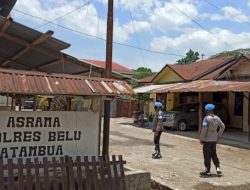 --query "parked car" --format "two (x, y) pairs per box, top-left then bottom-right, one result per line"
(23, 100), (34, 109)
(163, 103), (229, 131)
